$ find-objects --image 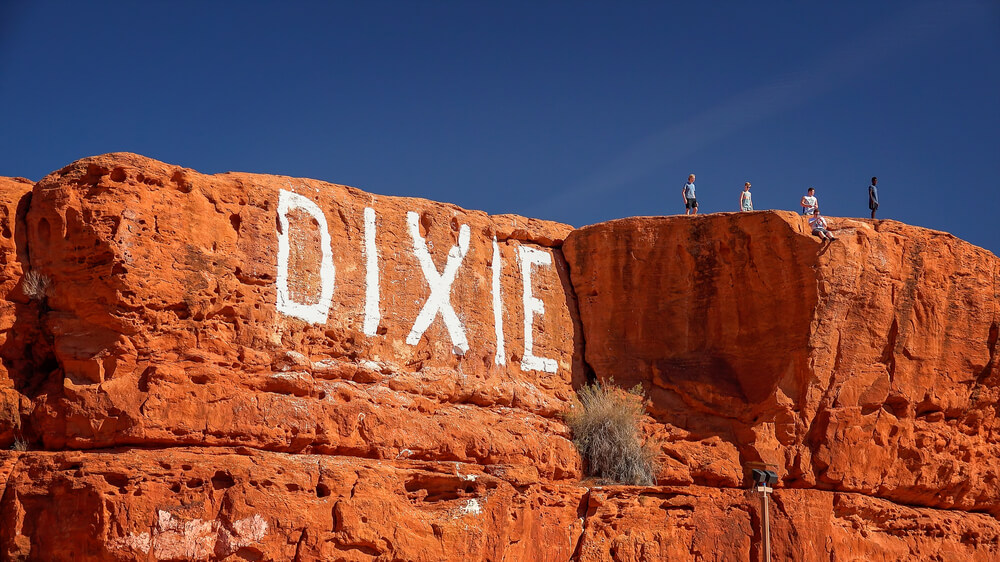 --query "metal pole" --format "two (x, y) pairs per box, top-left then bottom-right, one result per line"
(761, 487), (771, 562)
